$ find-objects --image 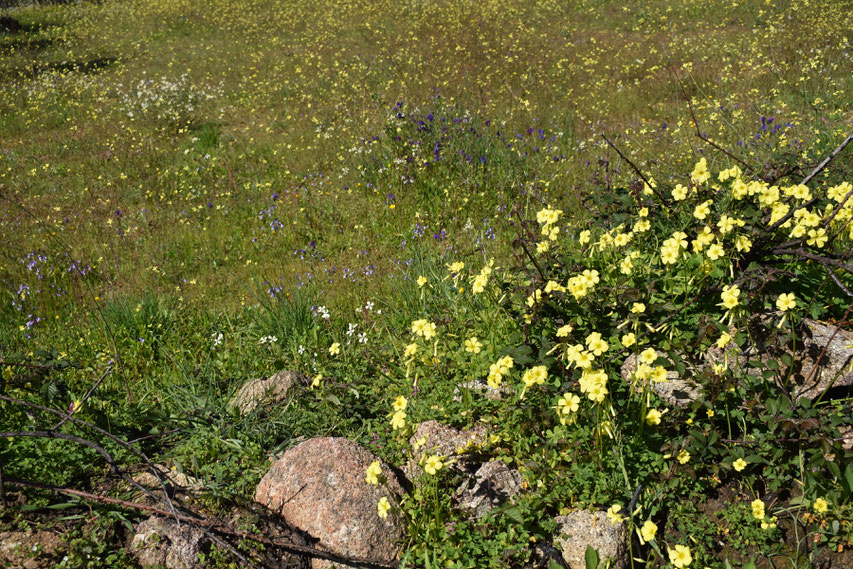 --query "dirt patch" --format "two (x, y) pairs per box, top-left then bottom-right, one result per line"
(0, 529), (63, 569)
